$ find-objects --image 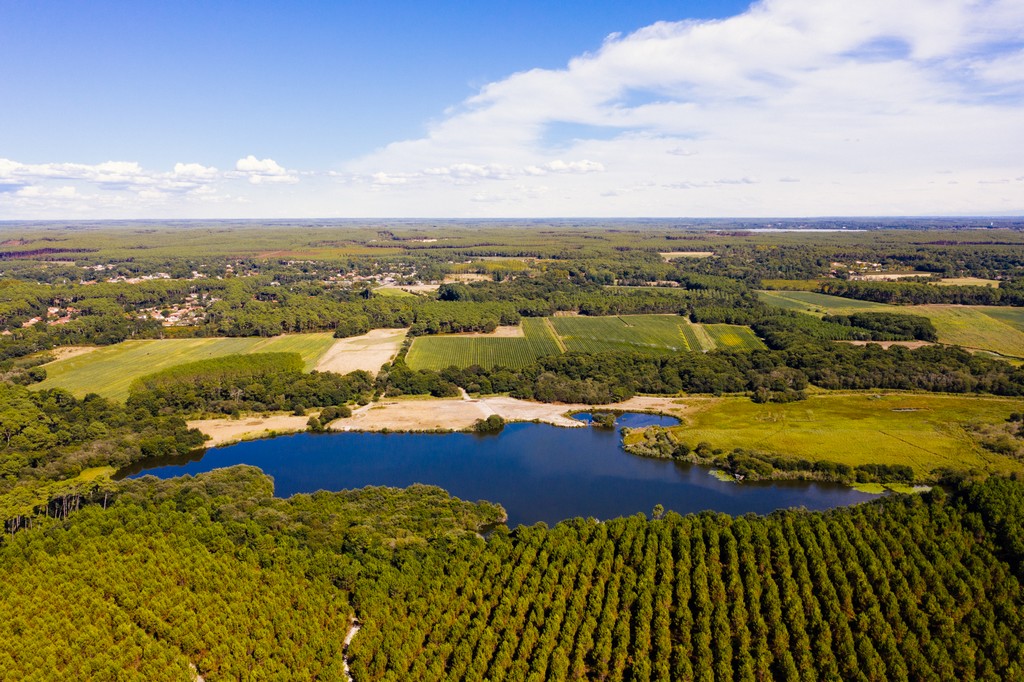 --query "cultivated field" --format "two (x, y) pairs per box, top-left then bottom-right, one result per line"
(34, 333), (336, 400)
(552, 315), (691, 353)
(757, 290), (893, 313)
(407, 314), (764, 370)
(935, 277), (999, 287)
(659, 392), (1024, 476)
(314, 328), (408, 375)
(406, 318), (561, 370)
(758, 290), (1024, 357)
